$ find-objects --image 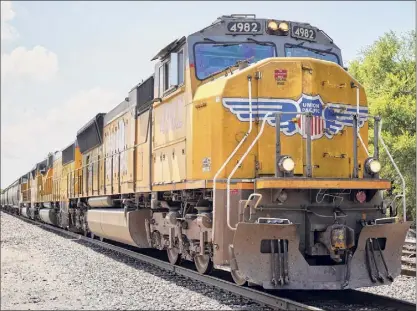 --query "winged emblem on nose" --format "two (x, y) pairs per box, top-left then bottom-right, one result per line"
(222, 94), (369, 140)
(222, 98), (300, 136)
(322, 104), (369, 138)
